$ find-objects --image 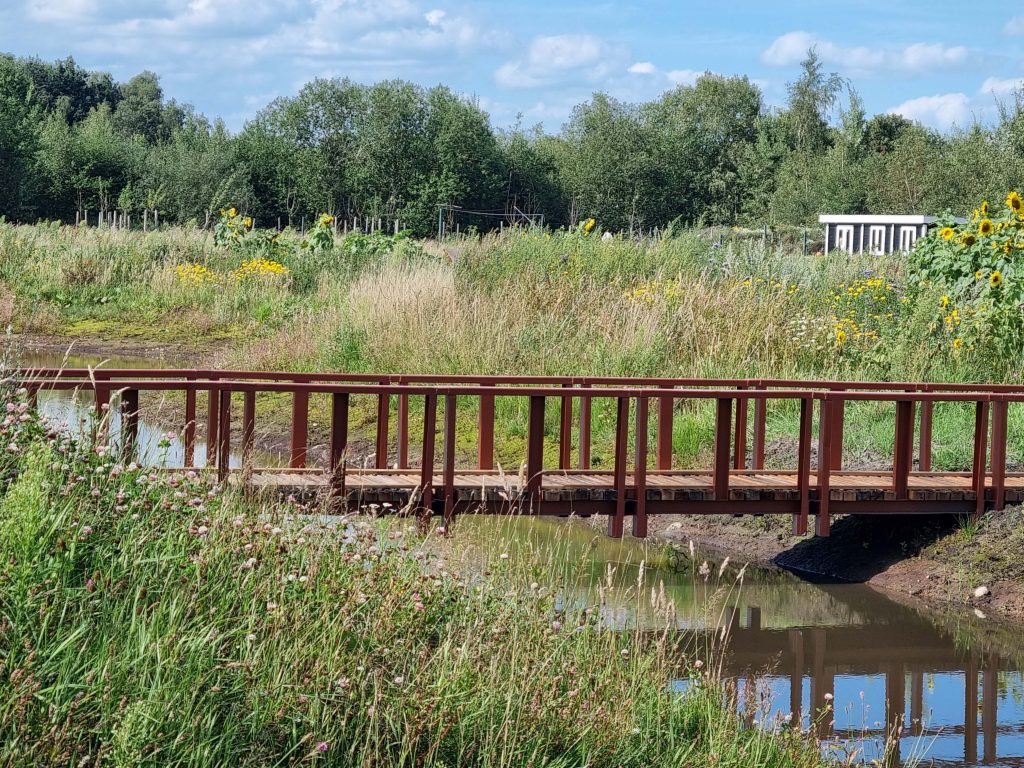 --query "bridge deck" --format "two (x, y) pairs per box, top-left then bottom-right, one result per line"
(246, 469), (1024, 509)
